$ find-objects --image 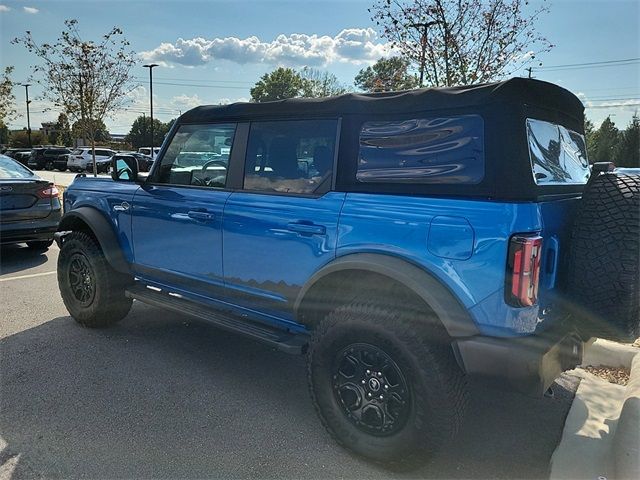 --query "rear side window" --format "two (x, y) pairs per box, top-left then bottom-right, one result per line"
(526, 119), (589, 185)
(243, 119), (337, 195)
(357, 115), (484, 184)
